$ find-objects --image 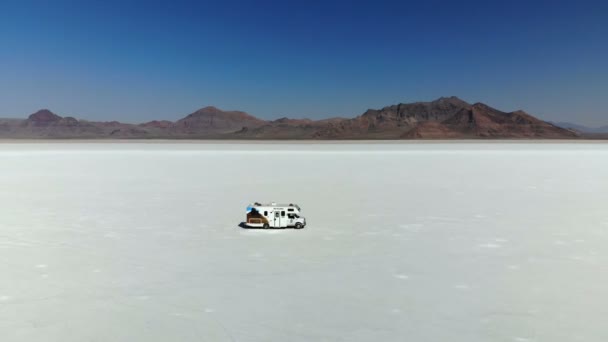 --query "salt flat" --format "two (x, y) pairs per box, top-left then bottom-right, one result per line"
(1, 142), (607, 342)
